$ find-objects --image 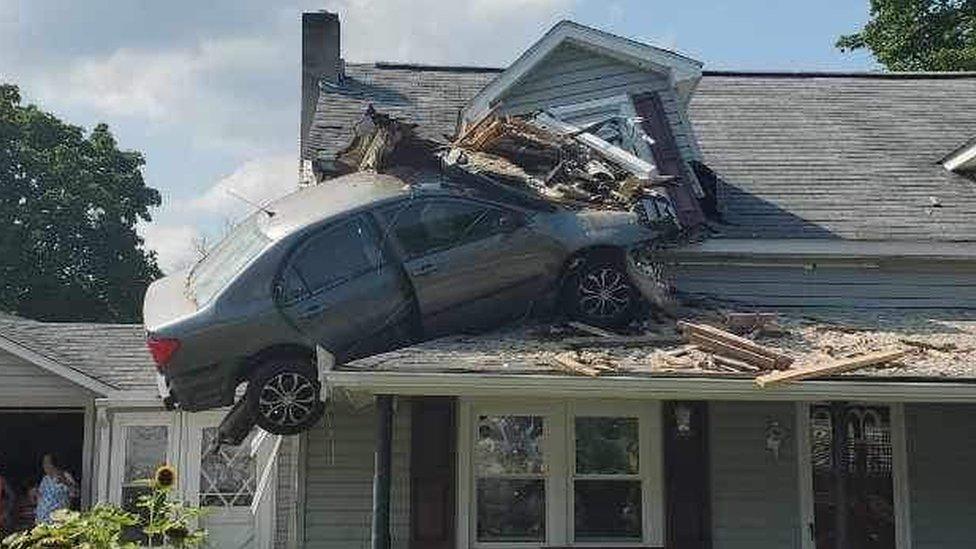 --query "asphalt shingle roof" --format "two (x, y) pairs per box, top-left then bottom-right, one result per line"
(690, 72), (976, 241)
(304, 63), (500, 159)
(0, 317), (155, 393)
(306, 66), (976, 242)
